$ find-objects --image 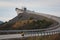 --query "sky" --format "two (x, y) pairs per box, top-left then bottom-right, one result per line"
(0, 0), (60, 22)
